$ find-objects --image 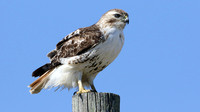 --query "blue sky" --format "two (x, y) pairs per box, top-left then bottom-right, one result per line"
(1, 0), (200, 112)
